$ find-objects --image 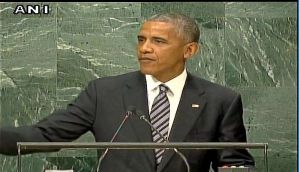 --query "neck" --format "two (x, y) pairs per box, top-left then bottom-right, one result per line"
(154, 68), (185, 83)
